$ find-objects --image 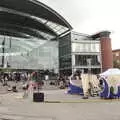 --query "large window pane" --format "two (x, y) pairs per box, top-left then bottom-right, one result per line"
(72, 43), (100, 52)
(75, 55), (101, 66)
